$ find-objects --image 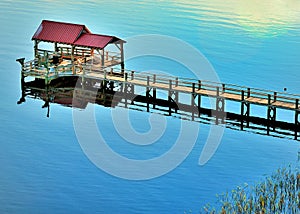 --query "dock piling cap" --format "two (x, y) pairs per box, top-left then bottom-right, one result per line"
(16, 58), (25, 66)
